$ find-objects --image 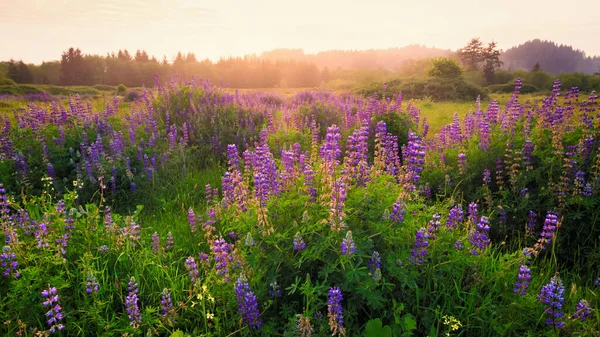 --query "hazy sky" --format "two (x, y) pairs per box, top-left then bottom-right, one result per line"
(1, 0), (599, 63)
